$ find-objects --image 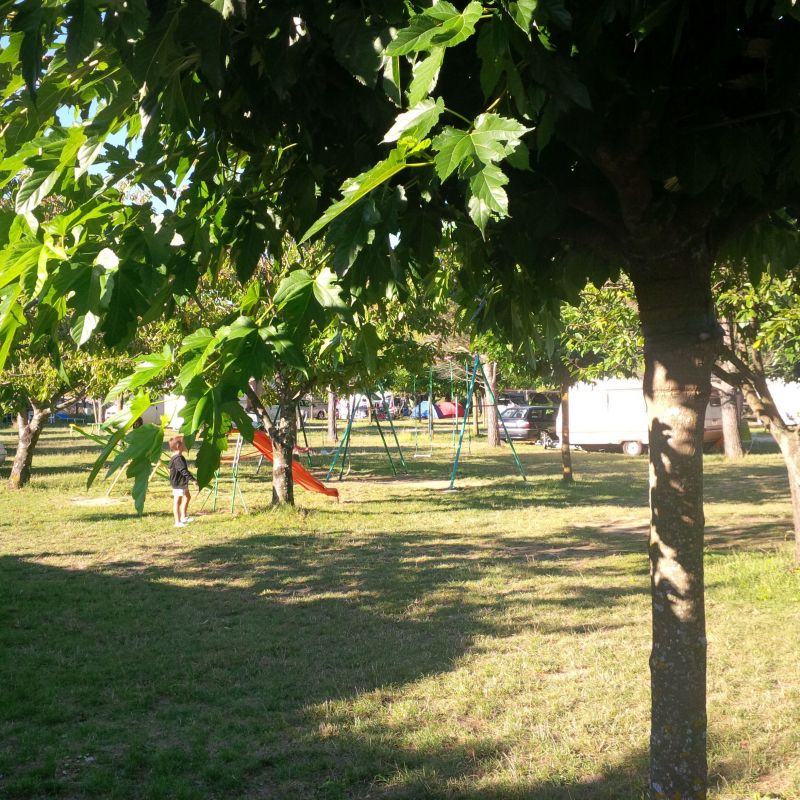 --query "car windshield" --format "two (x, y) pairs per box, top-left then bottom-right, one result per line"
(528, 407), (555, 420)
(501, 409), (526, 419)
